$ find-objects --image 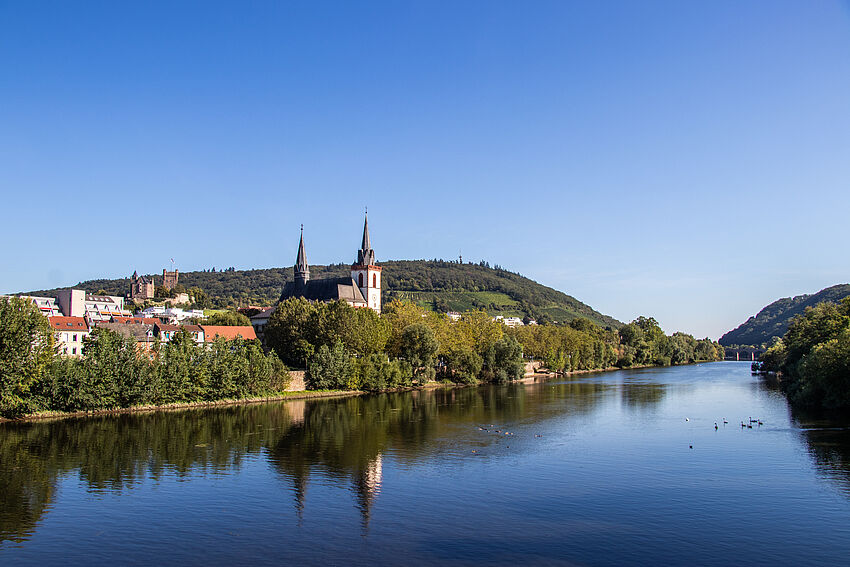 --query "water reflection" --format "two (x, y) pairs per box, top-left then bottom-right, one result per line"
(3, 367), (850, 550)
